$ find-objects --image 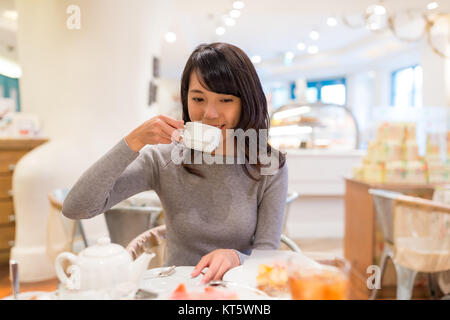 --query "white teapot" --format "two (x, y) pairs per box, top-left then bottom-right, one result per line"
(55, 237), (155, 299)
